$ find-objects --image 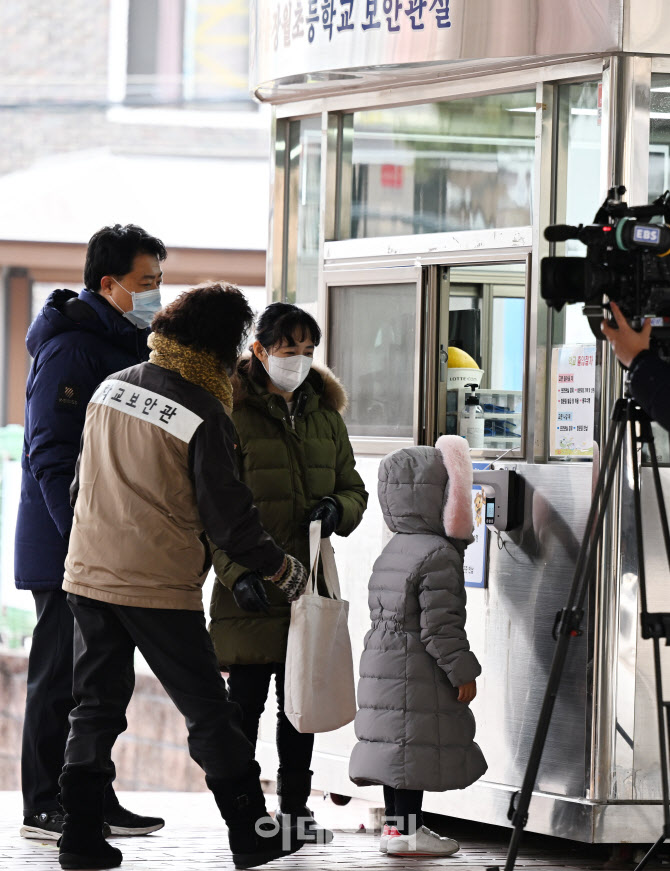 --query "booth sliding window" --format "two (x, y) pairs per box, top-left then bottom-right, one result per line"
(328, 283), (417, 438)
(439, 263), (526, 454)
(326, 265), (526, 450)
(342, 91), (536, 240)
